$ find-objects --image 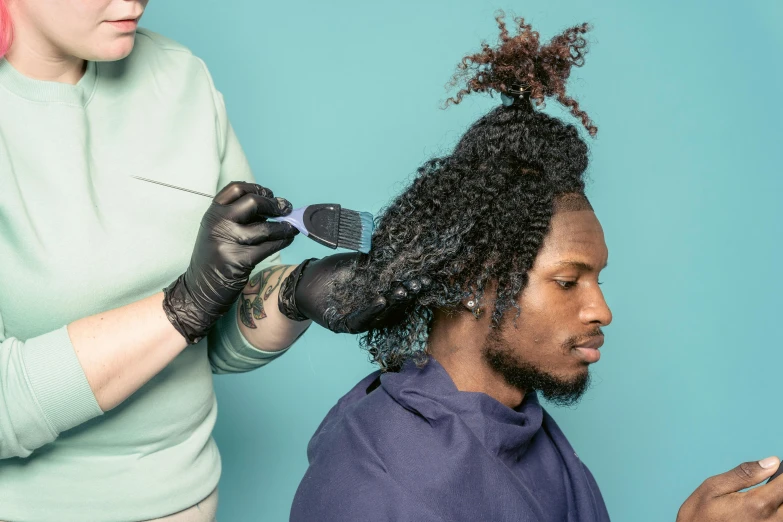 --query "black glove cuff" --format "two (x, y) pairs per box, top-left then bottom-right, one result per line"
(162, 275), (208, 345)
(278, 258), (318, 322)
